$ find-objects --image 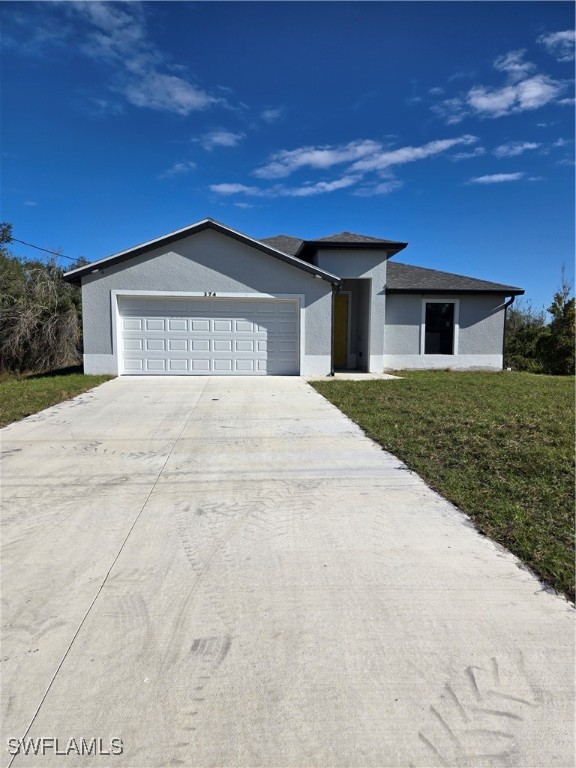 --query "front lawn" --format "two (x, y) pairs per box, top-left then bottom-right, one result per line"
(311, 371), (575, 601)
(0, 367), (113, 428)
